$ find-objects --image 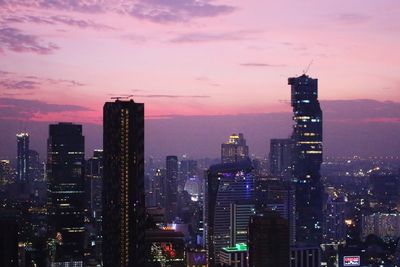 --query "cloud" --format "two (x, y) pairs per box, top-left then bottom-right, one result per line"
(0, 97), (91, 120)
(240, 63), (286, 67)
(126, 0), (235, 23)
(170, 30), (257, 43)
(0, 0), (104, 13)
(0, 27), (59, 54)
(1, 14), (115, 30)
(337, 13), (371, 24)
(0, 80), (40, 90)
